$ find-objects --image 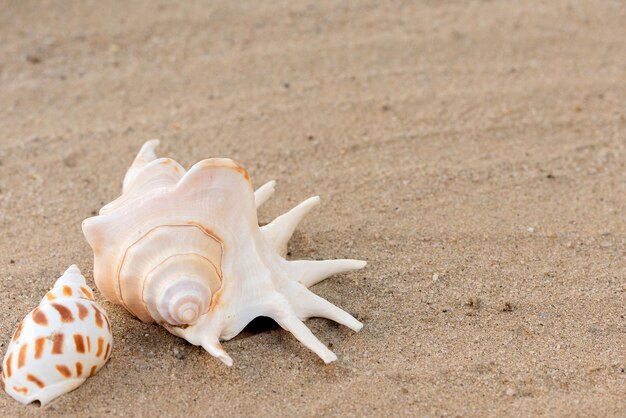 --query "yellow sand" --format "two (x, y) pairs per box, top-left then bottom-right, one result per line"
(0, 1), (624, 416)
